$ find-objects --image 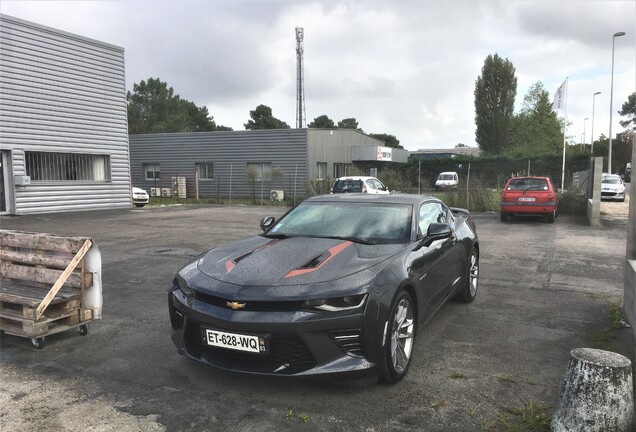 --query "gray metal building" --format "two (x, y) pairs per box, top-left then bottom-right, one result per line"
(129, 129), (408, 201)
(0, 15), (131, 215)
